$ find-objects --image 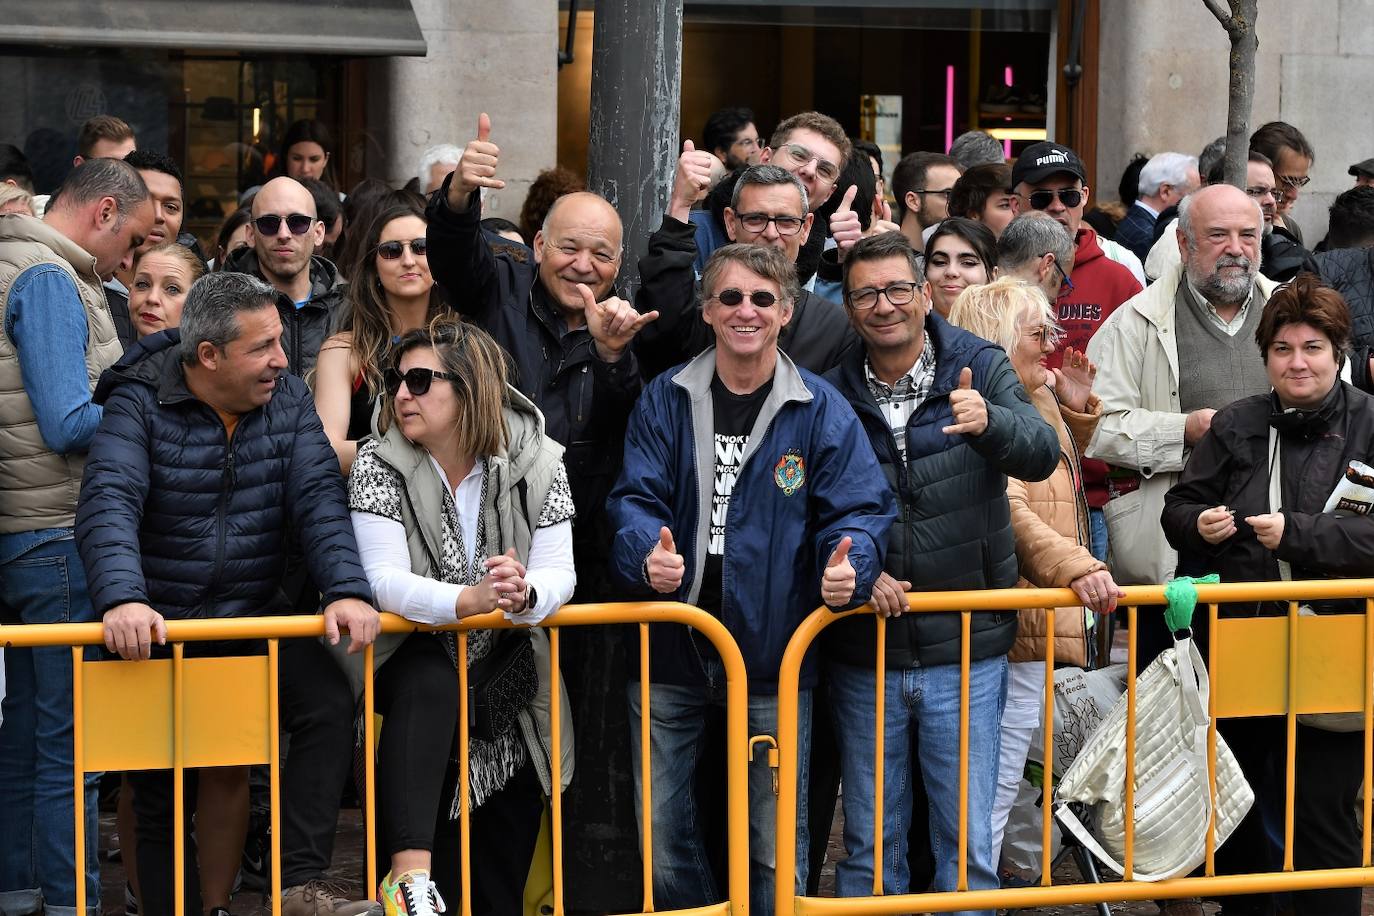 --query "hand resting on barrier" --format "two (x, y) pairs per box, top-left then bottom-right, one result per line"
(103, 601), (167, 660)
